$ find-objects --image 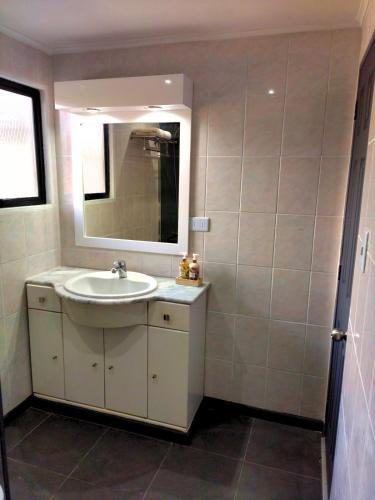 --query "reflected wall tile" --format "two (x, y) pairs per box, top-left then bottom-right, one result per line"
(312, 216), (343, 273)
(206, 157), (241, 211)
(233, 316), (269, 366)
(308, 272), (337, 326)
(0, 213), (26, 264)
(238, 213), (275, 267)
(265, 369), (302, 414)
(204, 211), (239, 264)
(241, 158), (279, 213)
(282, 92), (326, 156)
(304, 325), (331, 378)
(203, 262), (236, 314)
(323, 92), (356, 157)
(317, 157), (350, 216)
(274, 214), (314, 270)
(300, 376), (327, 420)
(232, 363), (266, 408)
(206, 312), (235, 361)
(278, 158), (320, 215)
(236, 265), (272, 318)
(271, 269), (310, 323)
(268, 320), (306, 373)
(244, 94), (284, 156)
